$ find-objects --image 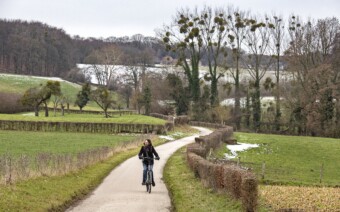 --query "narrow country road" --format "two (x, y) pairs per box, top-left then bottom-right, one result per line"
(66, 127), (212, 212)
